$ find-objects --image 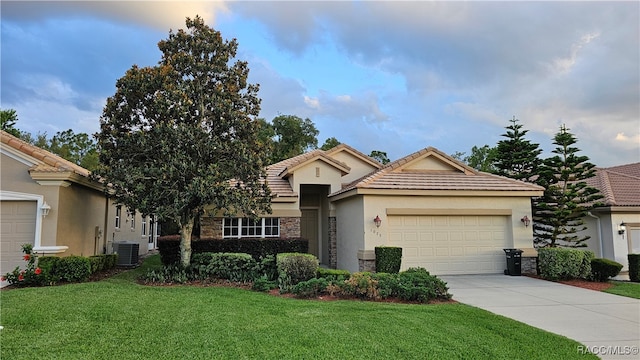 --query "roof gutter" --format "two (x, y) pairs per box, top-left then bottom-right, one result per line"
(587, 211), (603, 257)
